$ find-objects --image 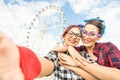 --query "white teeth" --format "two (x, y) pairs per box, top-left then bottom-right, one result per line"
(70, 41), (74, 43)
(69, 40), (75, 43)
(84, 40), (90, 43)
